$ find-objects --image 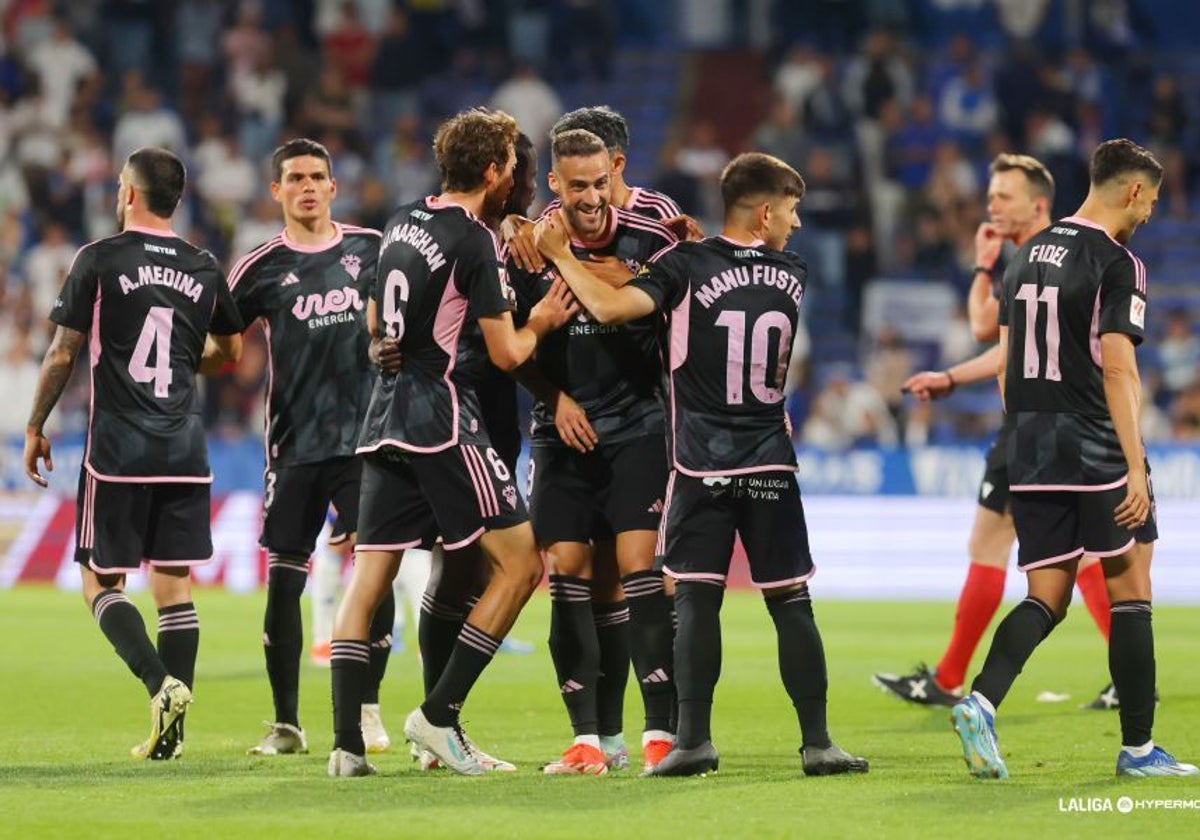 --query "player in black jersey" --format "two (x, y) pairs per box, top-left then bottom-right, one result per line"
(225, 138), (394, 758)
(368, 132), (541, 774)
(951, 139), (1196, 779)
(514, 129), (679, 775)
(876, 155), (1117, 710)
(537, 151), (869, 778)
(327, 108), (576, 777)
(23, 147), (242, 760)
